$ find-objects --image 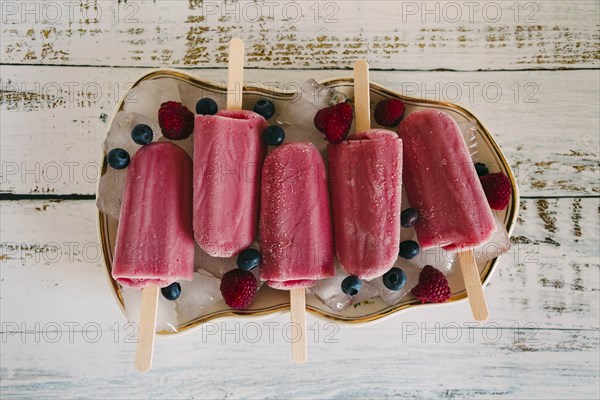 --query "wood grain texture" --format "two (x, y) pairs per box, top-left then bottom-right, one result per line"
(1, 198), (598, 330)
(1, 319), (598, 399)
(290, 288), (307, 364)
(1, 66), (598, 196)
(226, 38), (245, 110)
(1, 1), (599, 70)
(134, 286), (159, 373)
(353, 59), (371, 132)
(1, 1), (599, 397)
(459, 250), (490, 322)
